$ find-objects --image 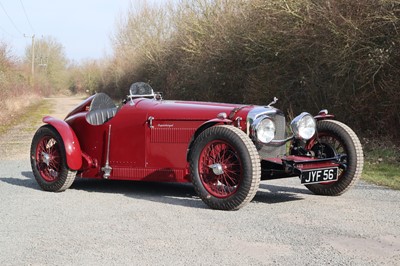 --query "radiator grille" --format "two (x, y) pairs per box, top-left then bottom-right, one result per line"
(257, 113), (286, 159)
